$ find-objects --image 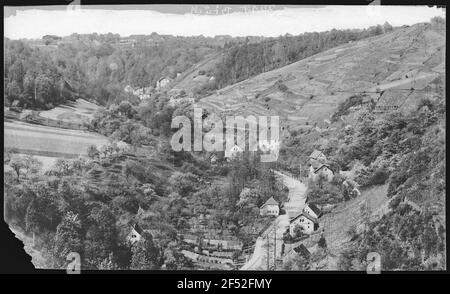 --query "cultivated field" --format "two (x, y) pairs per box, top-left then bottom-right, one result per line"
(198, 23), (445, 129)
(39, 98), (101, 124)
(4, 120), (108, 159)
